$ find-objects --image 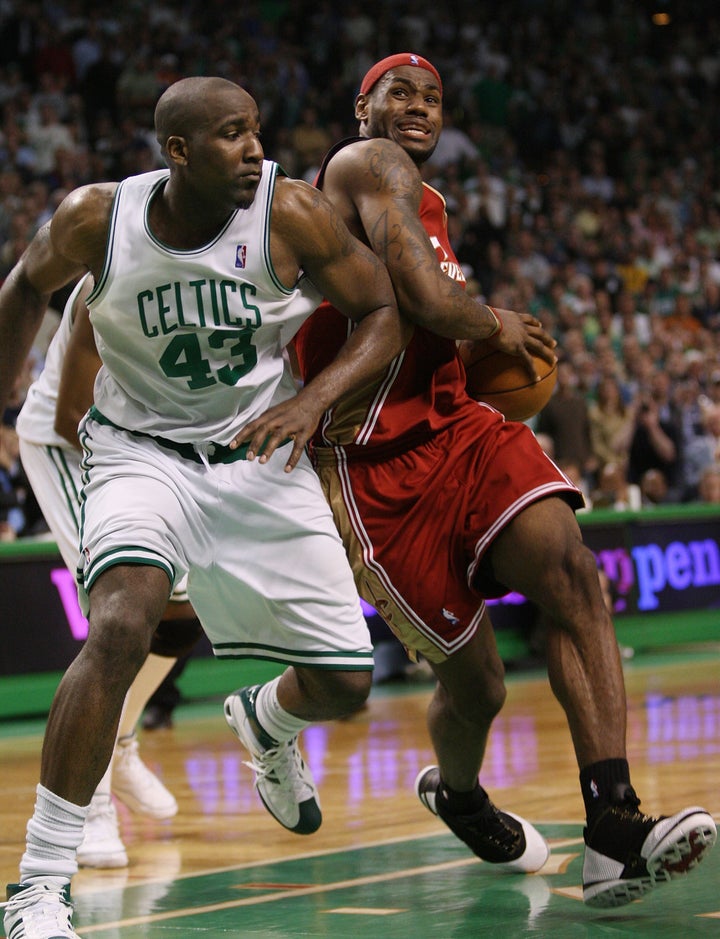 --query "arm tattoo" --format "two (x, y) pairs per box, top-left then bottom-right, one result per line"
(306, 188), (355, 258)
(325, 202), (355, 257)
(364, 146), (432, 272)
